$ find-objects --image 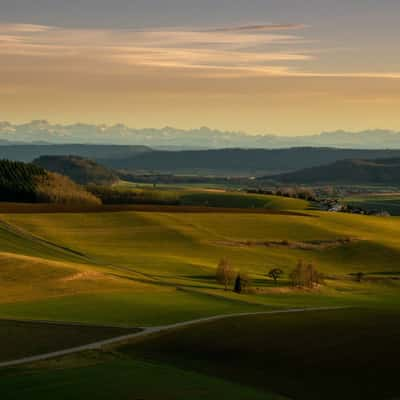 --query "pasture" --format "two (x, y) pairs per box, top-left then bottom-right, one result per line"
(1, 308), (399, 399)
(0, 320), (136, 362)
(0, 195), (399, 399)
(0, 204), (399, 327)
(343, 192), (400, 215)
